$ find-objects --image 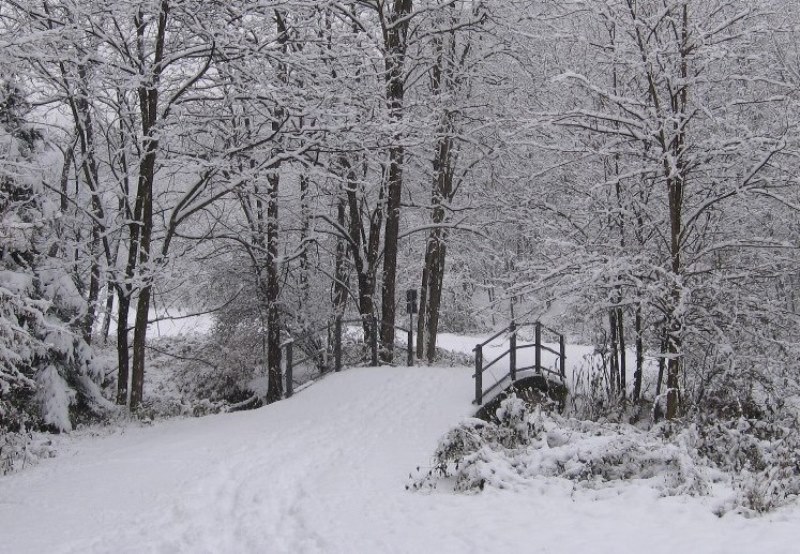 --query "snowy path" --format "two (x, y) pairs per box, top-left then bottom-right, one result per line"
(1, 365), (798, 553)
